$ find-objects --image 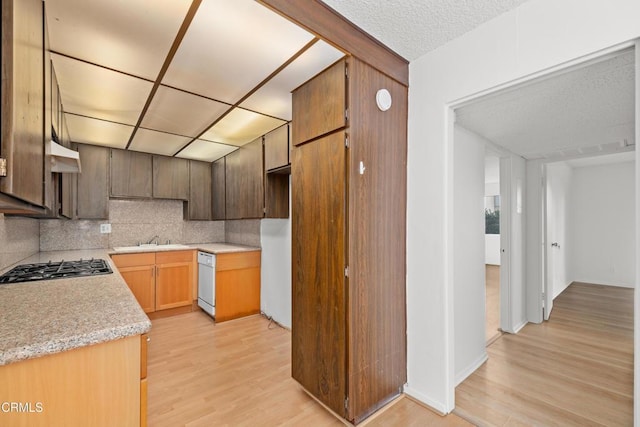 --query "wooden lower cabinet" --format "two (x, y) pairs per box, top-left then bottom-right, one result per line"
(215, 251), (261, 322)
(0, 335), (142, 427)
(140, 334), (148, 427)
(112, 251), (193, 315)
(155, 251), (193, 311)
